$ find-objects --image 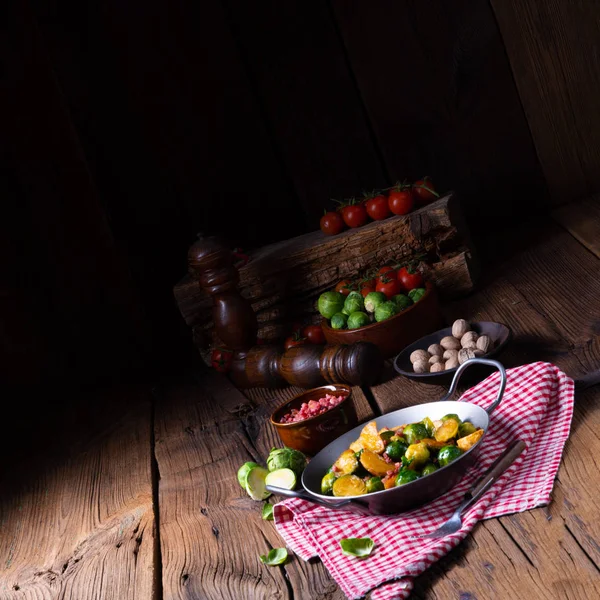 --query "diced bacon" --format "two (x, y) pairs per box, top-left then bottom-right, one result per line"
(280, 394), (345, 423)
